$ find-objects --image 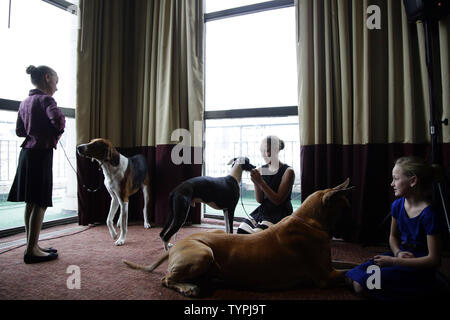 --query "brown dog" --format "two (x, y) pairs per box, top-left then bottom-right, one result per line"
(123, 179), (356, 296)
